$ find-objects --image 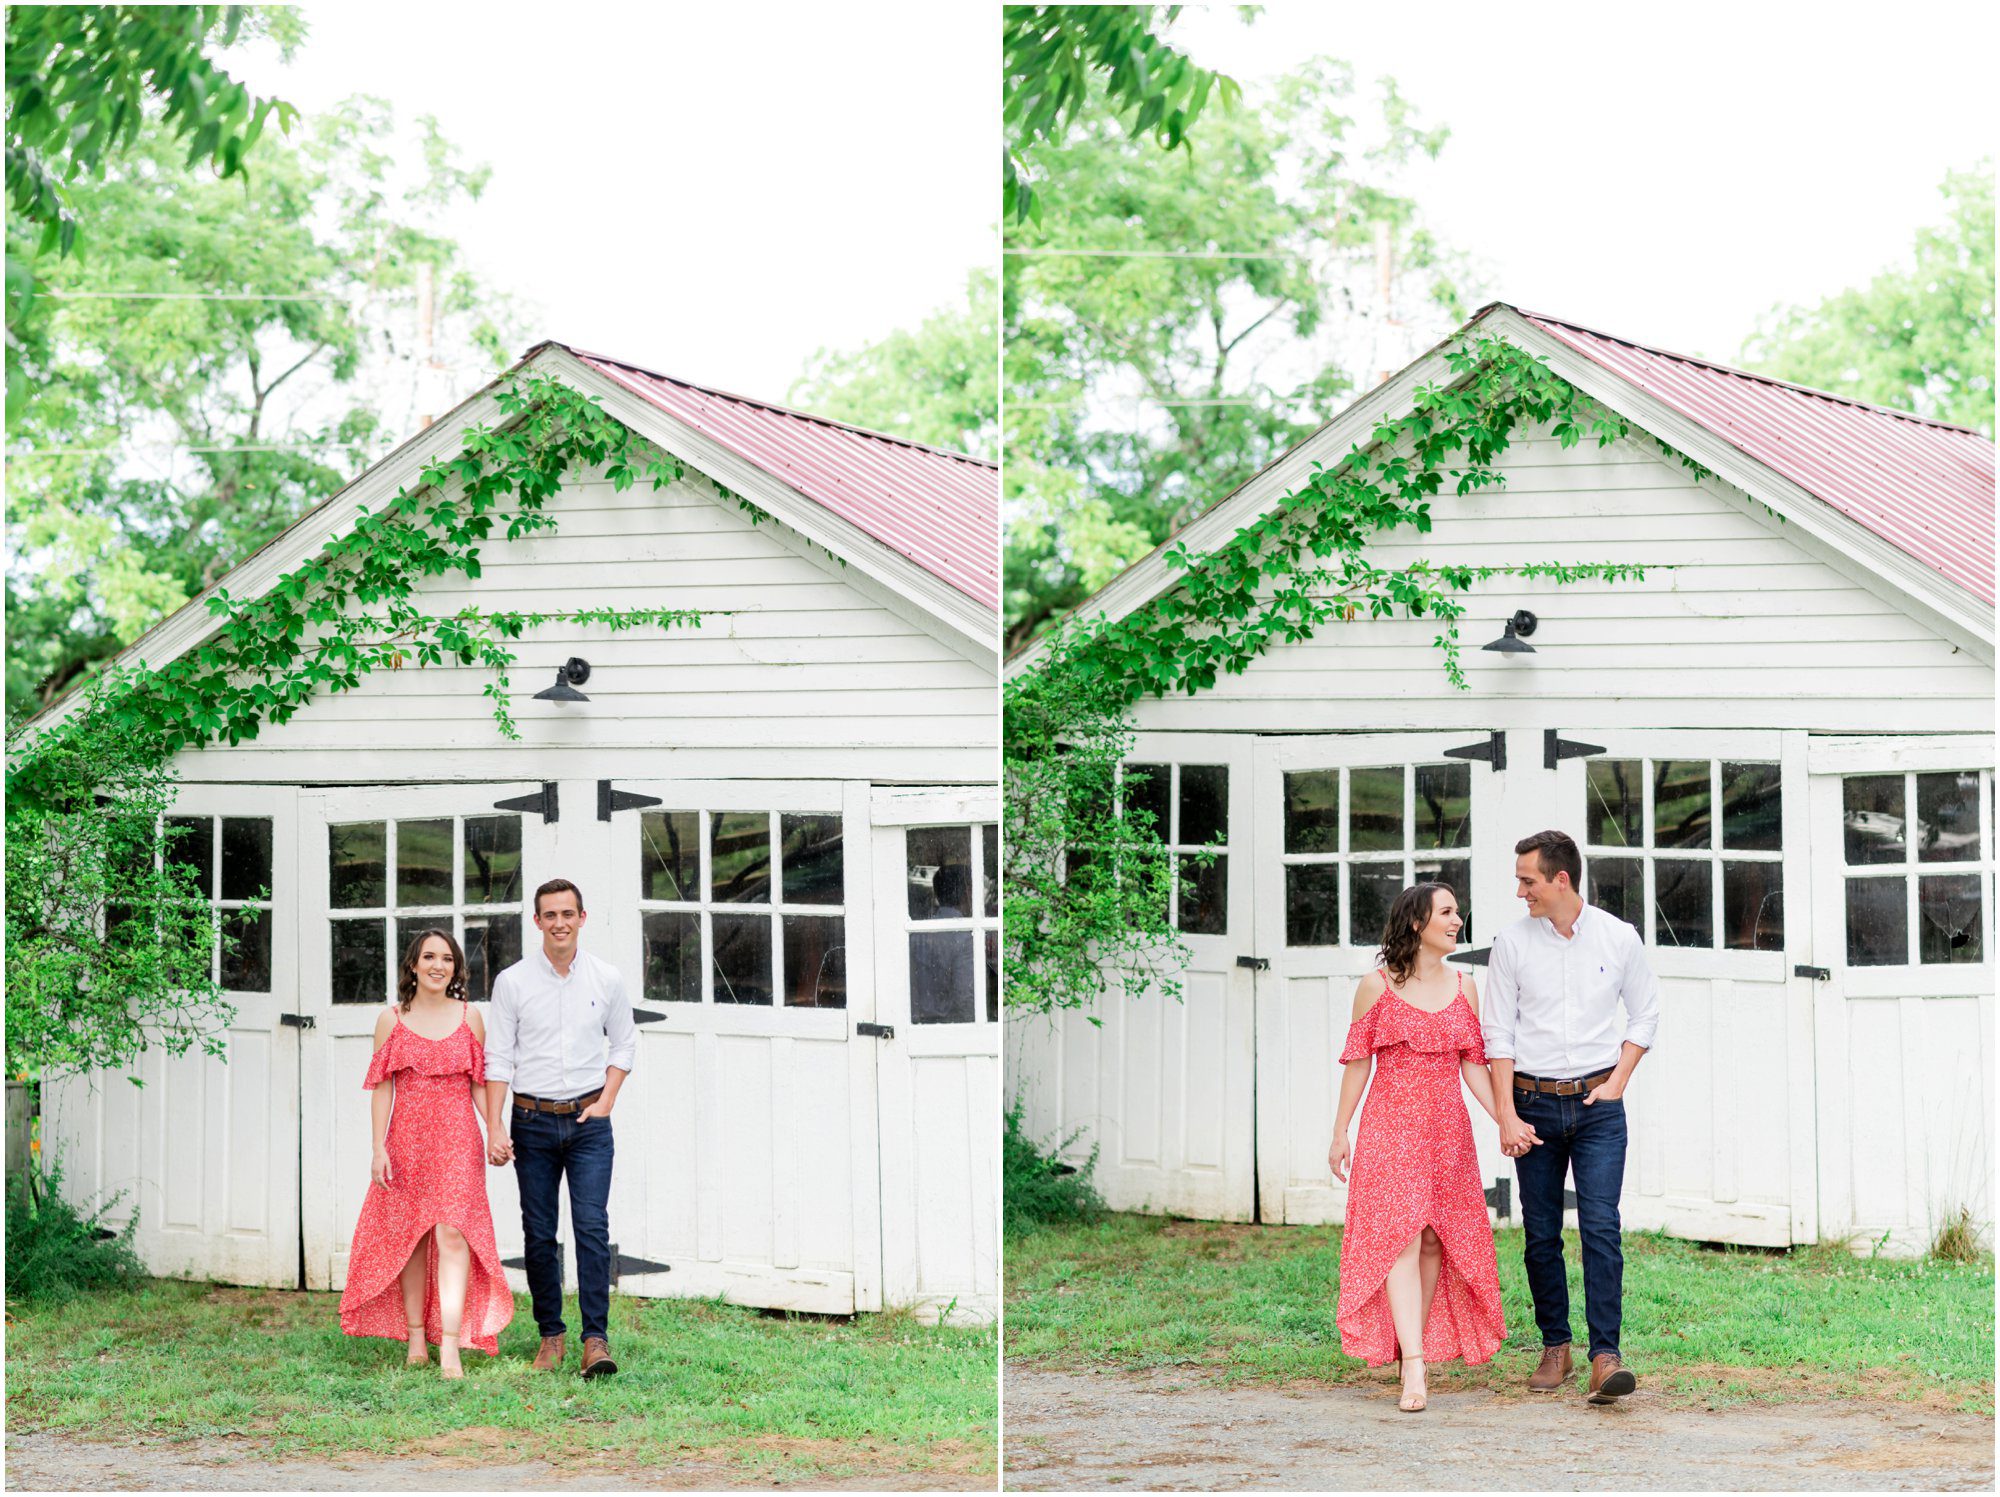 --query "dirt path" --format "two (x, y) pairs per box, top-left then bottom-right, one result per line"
(1003, 1363), (1995, 1492)
(3, 1431), (989, 1492)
